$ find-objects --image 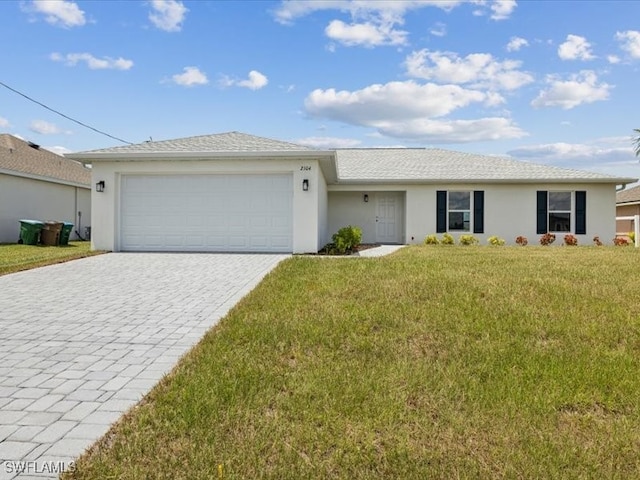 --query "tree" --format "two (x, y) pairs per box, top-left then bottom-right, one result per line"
(635, 128), (640, 157)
